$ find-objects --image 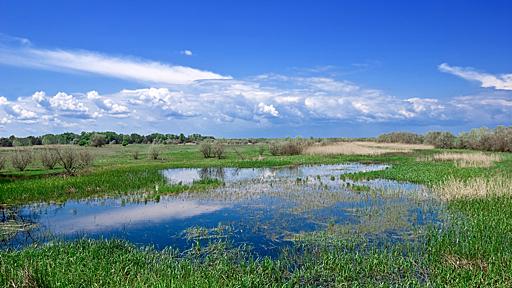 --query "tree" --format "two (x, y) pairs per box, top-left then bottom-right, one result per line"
(90, 134), (107, 147)
(179, 133), (186, 144)
(424, 131), (456, 149)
